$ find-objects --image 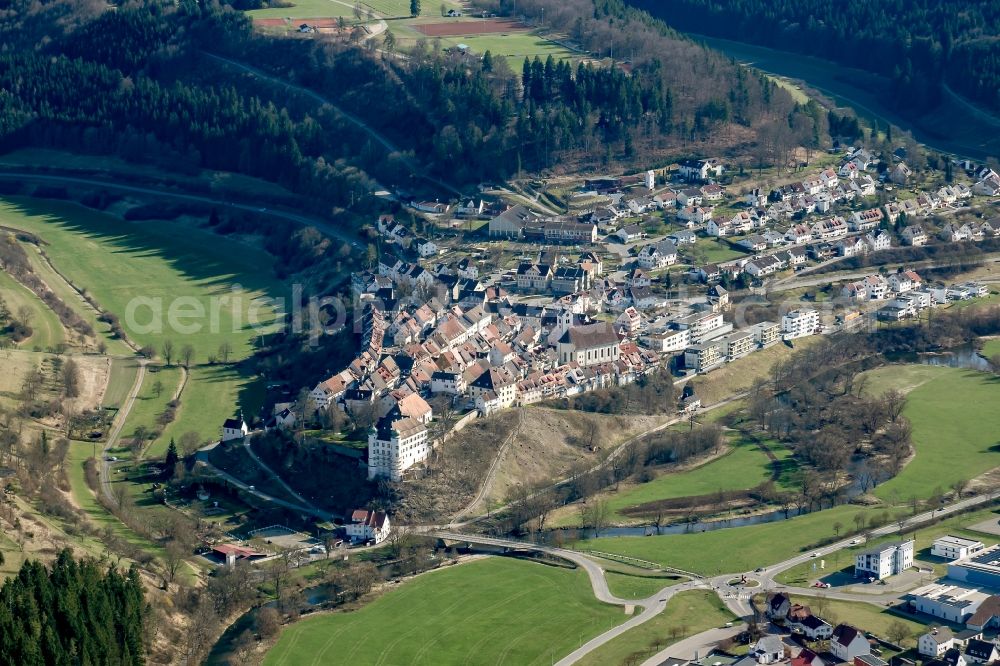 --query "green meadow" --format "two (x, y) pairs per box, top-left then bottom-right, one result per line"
(0, 197), (284, 452)
(576, 505), (870, 576)
(563, 435), (798, 526)
(861, 366), (1000, 502)
(578, 590), (736, 666)
(265, 557), (627, 666)
(0, 268), (65, 350)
